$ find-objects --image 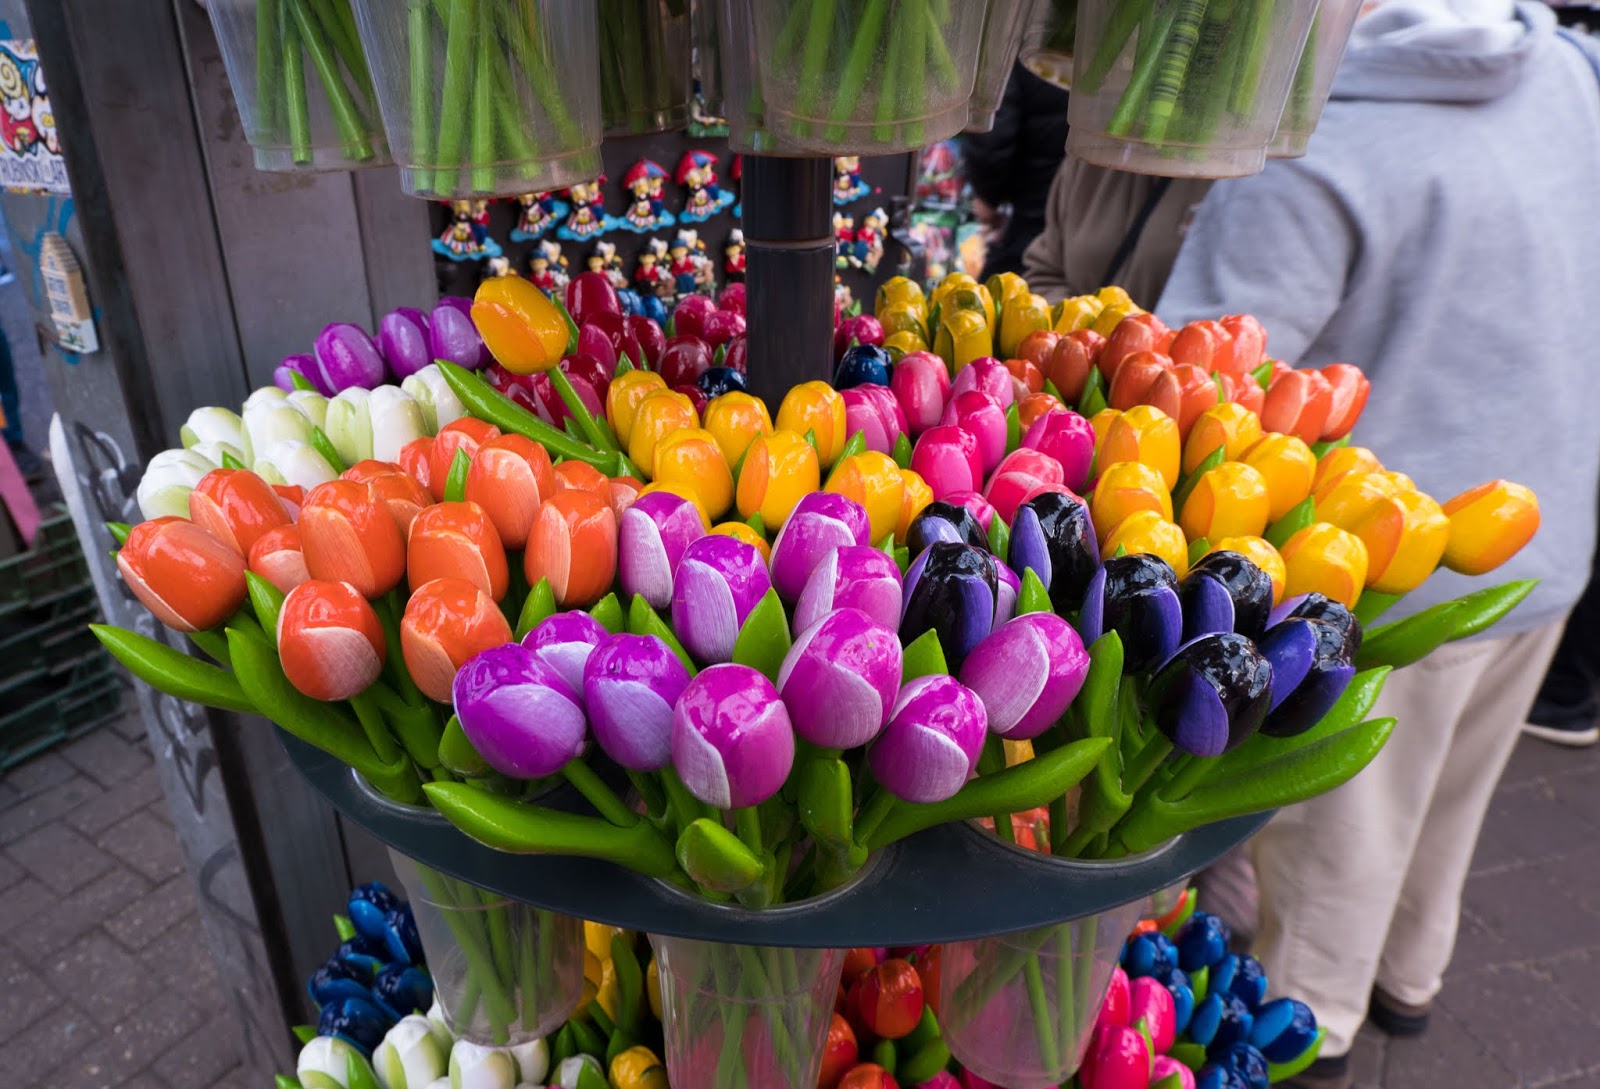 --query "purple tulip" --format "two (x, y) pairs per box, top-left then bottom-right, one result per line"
(1022, 410), (1095, 493)
(671, 534), (772, 665)
(1268, 593), (1361, 655)
(794, 544), (903, 633)
(900, 542), (1000, 669)
(959, 613), (1089, 740)
(1150, 633), (1273, 757)
(777, 608), (902, 749)
(521, 610), (610, 693)
(378, 307), (433, 380)
(1179, 551), (1276, 642)
(950, 356), (1016, 410)
(430, 300), (488, 370)
(620, 490), (706, 609)
(672, 663), (795, 808)
(905, 500), (987, 555)
(1008, 490), (1100, 613)
(452, 644), (587, 779)
(995, 559), (1019, 626)
(944, 490), (997, 533)
(275, 353), (329, 394)
(1256, 617), (1357, 738)
(1079, 554), (1184, 673)
(940, 391), (1007, 475)
(768, 491), (871, 603)
(868, 675), (987, 803)
(313, 323), (387, 392)
(582, 633), (690, 770)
